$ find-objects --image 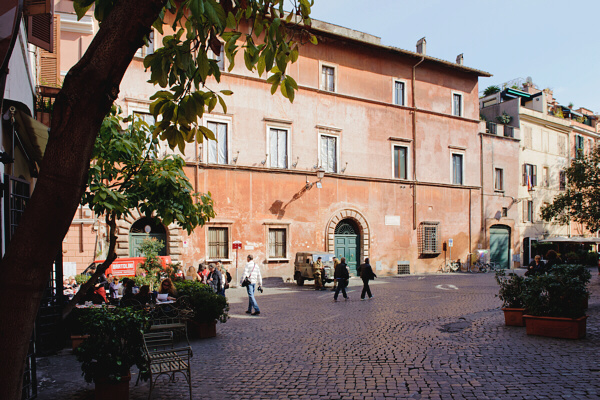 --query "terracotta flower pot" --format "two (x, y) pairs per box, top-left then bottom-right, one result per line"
(523, 315), (587, 339)
(188, 320), (217, 339)
(502, 308), (526, 327)
(95, 371), (131, 400)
